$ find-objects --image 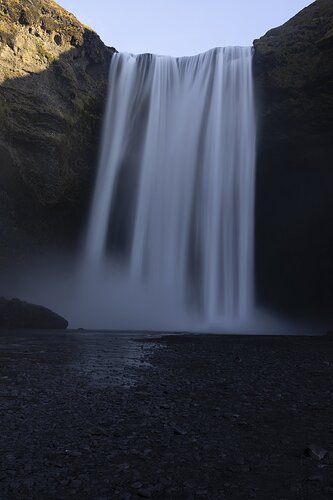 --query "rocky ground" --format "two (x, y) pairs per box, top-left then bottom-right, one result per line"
(0, 330), (333, 499)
